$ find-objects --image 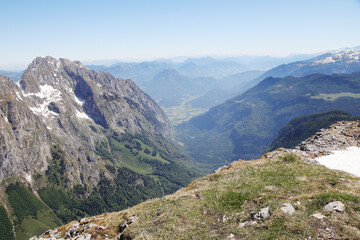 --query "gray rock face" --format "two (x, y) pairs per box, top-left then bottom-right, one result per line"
(323, 201), (345, 213)
(20, 56), (170, 136)
(0, 56), (172, 189)
(0, 75), (51, 182)
(297, 121), (360, 157)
